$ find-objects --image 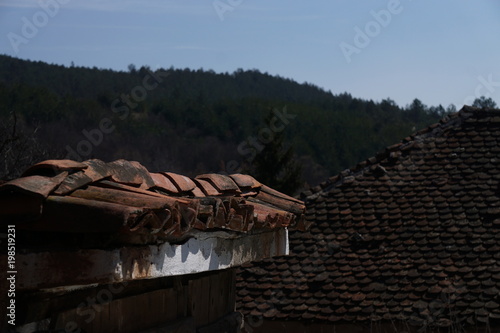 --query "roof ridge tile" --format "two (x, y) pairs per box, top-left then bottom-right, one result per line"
(2, 158), (306, 242)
